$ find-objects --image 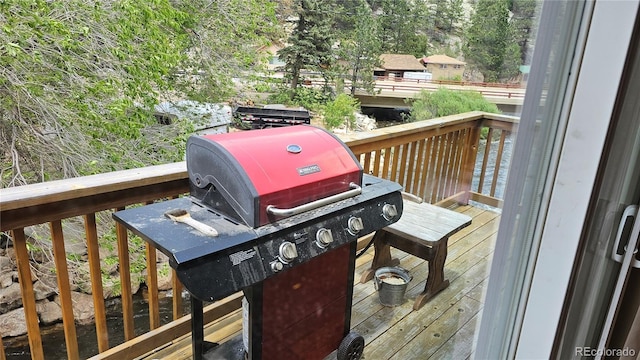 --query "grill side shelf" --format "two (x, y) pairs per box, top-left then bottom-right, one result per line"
(112, 198), (258, 266)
